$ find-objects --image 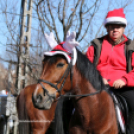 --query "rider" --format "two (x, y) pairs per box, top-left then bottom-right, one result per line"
(86, 8), (134, 134)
